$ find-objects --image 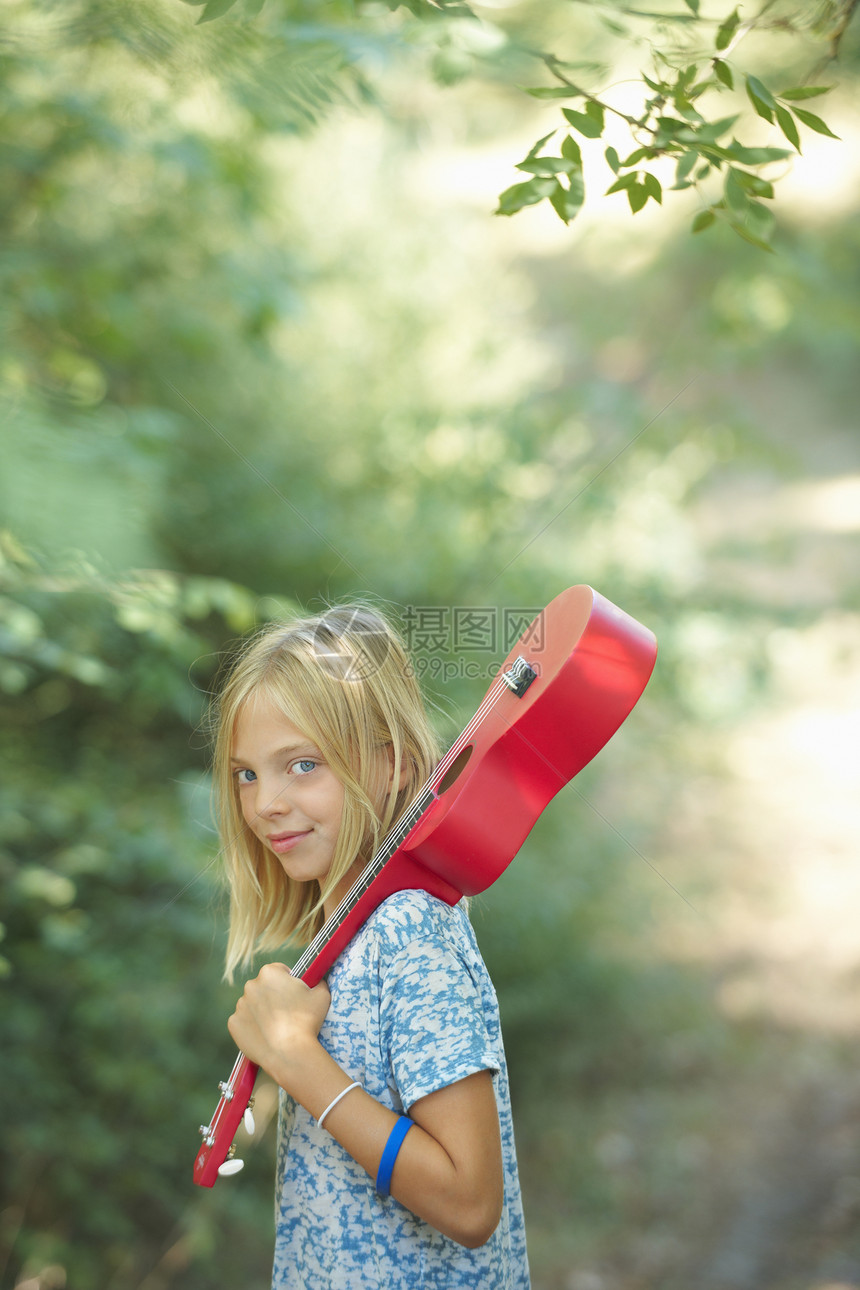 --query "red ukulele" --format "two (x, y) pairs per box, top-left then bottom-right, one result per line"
(194, 584), (657, 1186)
